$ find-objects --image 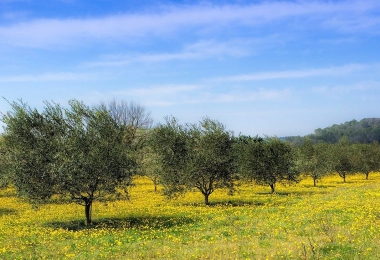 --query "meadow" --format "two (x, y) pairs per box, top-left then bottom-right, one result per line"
(1, 174), (380, 259)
